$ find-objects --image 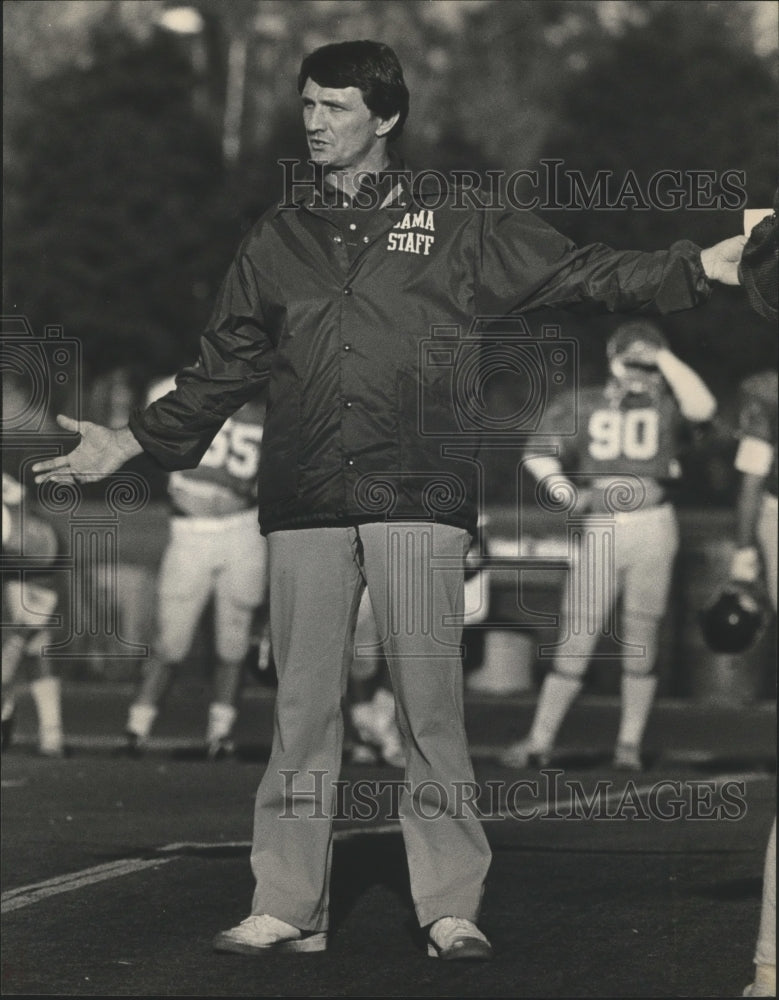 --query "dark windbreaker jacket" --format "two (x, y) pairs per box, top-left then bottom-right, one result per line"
(129, 172), (711, 535)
